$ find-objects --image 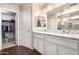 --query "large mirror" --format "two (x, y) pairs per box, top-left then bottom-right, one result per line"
(47, 3), (79, 31)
